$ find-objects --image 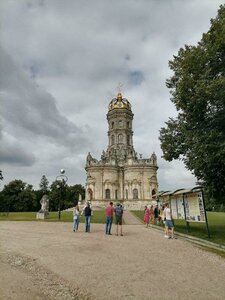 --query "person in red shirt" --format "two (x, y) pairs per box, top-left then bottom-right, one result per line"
(105, 202), (114, 235)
